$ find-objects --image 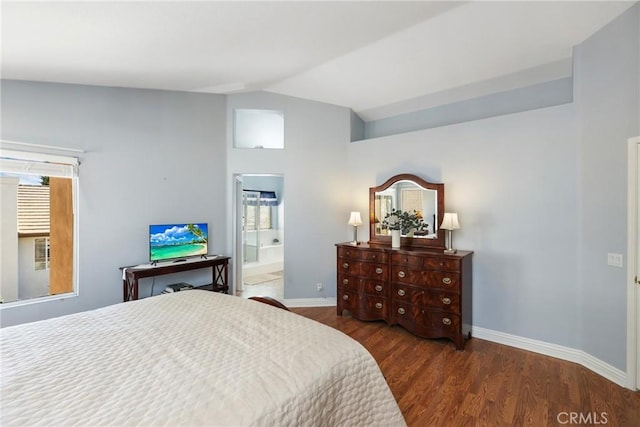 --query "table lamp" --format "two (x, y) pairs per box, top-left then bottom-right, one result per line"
(348, 211), (363, 245)
(440, 212), (460, 254)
